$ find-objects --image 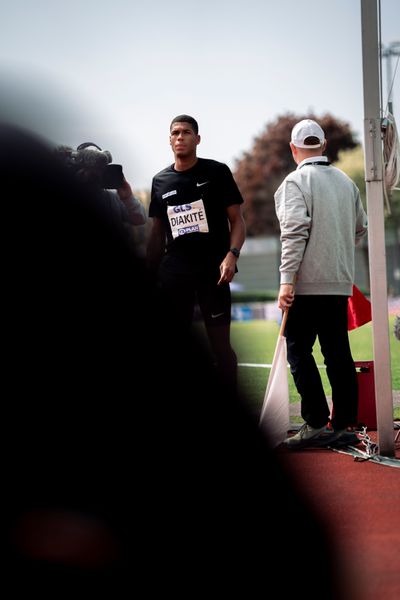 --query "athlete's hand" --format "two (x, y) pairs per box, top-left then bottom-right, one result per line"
(217, 254), (237, 285)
